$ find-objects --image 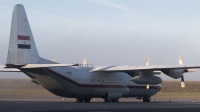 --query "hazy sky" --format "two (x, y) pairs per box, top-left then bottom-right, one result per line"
(1, 0), (200, 80)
